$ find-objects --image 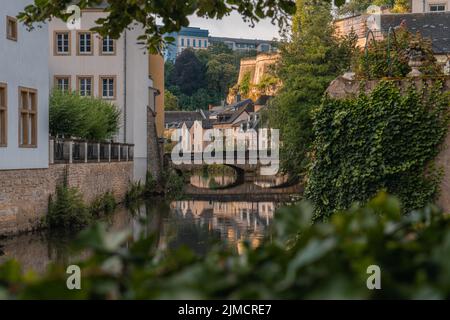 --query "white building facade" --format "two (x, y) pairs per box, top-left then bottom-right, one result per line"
(0, 0), (49, 170)
(48, 9), (158, 181)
